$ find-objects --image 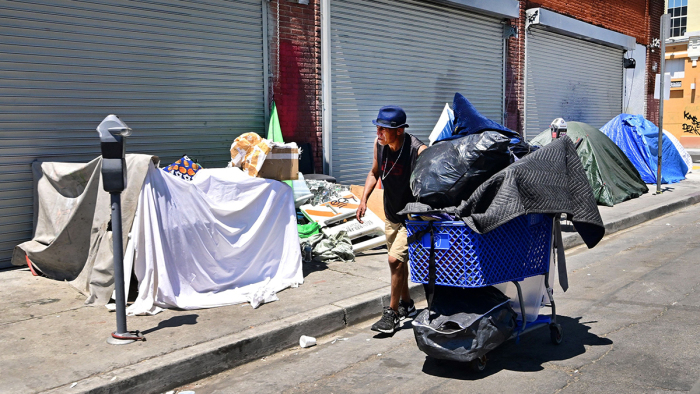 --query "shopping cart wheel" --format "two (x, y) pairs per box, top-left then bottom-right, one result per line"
(550, 323), (563, 345)
(469, 355), (487, 372)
